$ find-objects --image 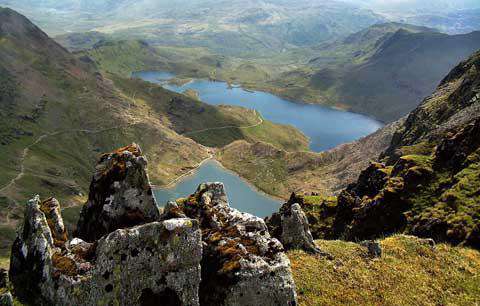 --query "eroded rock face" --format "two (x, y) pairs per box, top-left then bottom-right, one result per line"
(76, 144), (160, 242)
(266, 199), (321, 254)
(161, 183), (297, 306)
(40, 197), (68, 247)
(10, 195), (202, 306)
